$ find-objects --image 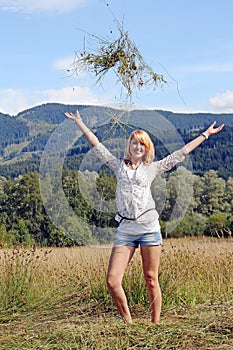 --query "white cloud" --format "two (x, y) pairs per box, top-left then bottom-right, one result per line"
(43, 86), (106, 105)
(53, 56), (75, 71)
(0, 89), (28, 115)
(2, 86), (233, 116)
(0, 0), (89, 14)
(53, 55), (92, 81)
(0, 86), (109, 115)
(209, 90), (233, 112)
